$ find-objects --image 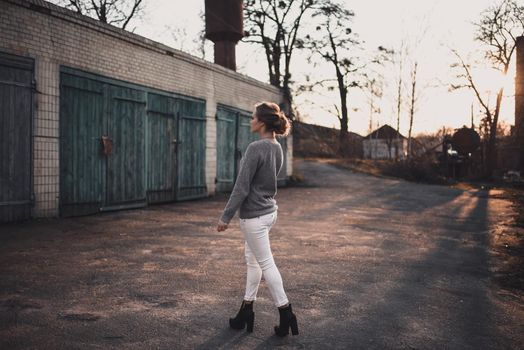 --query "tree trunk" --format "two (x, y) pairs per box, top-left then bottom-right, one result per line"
(395, 57), (403, 161)
(486, 86), (504, 177)
(338, 85), (349, 156)
(283, 52), (294, 119)
(270, 45), (281, 87)
(282, 73), (293, 118)
(396, 97), (401, 160)
(272, 35), (282, 87)
(100, 3), (107, 23)
(408, 63), (417, 159)
(263, 38), (277, 86)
